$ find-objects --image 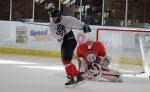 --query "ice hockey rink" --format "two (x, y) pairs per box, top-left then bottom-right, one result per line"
(0, 54), (150, 92)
